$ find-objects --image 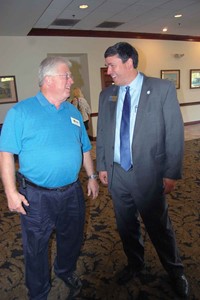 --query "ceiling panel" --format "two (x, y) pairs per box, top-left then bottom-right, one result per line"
(0, 0), (200, 37)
